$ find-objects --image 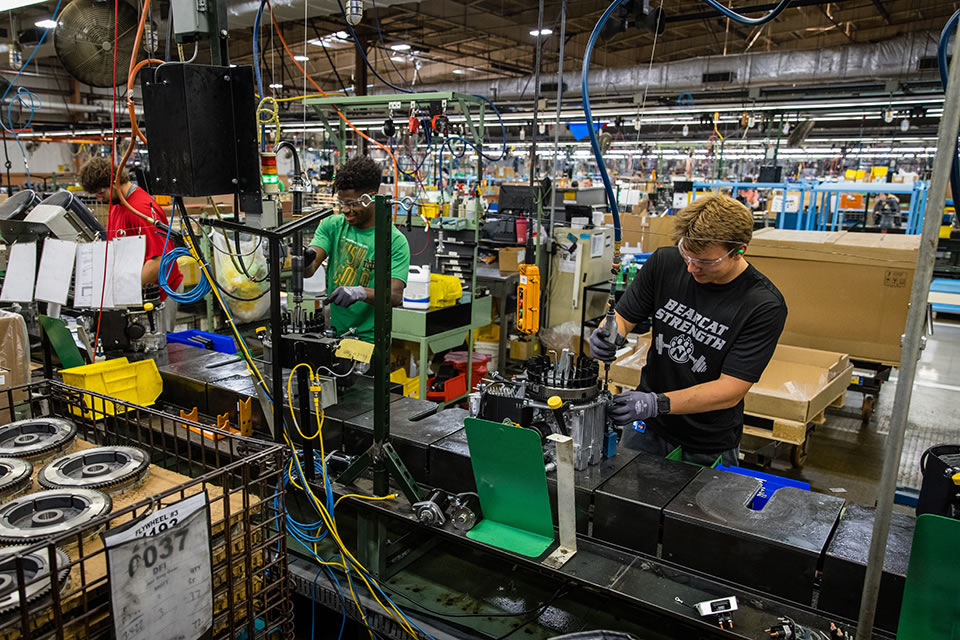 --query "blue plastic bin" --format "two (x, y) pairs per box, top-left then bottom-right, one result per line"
(717, 464), (810, 510)
(167, 330), (236, 354)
